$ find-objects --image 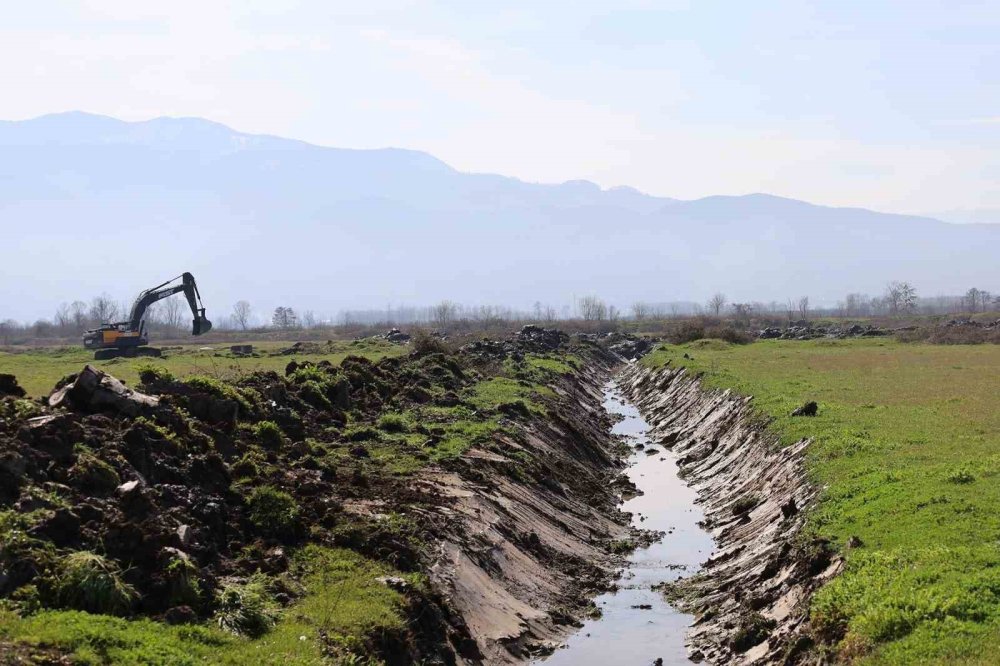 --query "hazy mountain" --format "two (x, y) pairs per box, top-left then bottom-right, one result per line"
(1, 112), (996, 323)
